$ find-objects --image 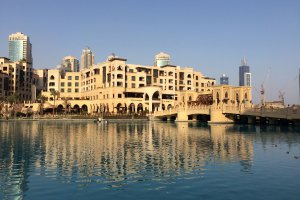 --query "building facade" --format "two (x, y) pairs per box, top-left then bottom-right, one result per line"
(42, 54), (216, 114)
(81, 47), (94, 70)
(45, 69), (81, 100)
(239, 57), (251, 86)
(220, 74), (229, 85)
(61, 56), (80, 72)
(8, 32), (32, 64)
(0, 57), (33, 101)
